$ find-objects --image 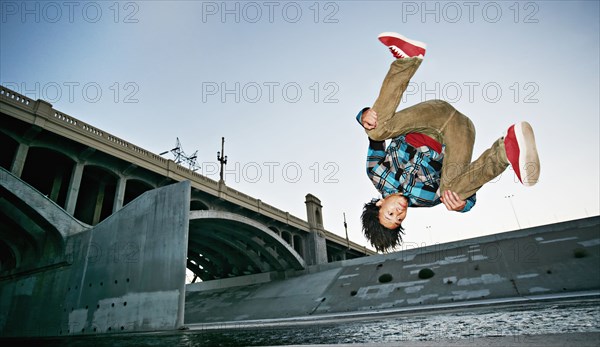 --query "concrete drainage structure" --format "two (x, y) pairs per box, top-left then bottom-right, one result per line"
(1, 163), (599, 337)
(184, 216), (600, 326)
(0, 174), (191, 337)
